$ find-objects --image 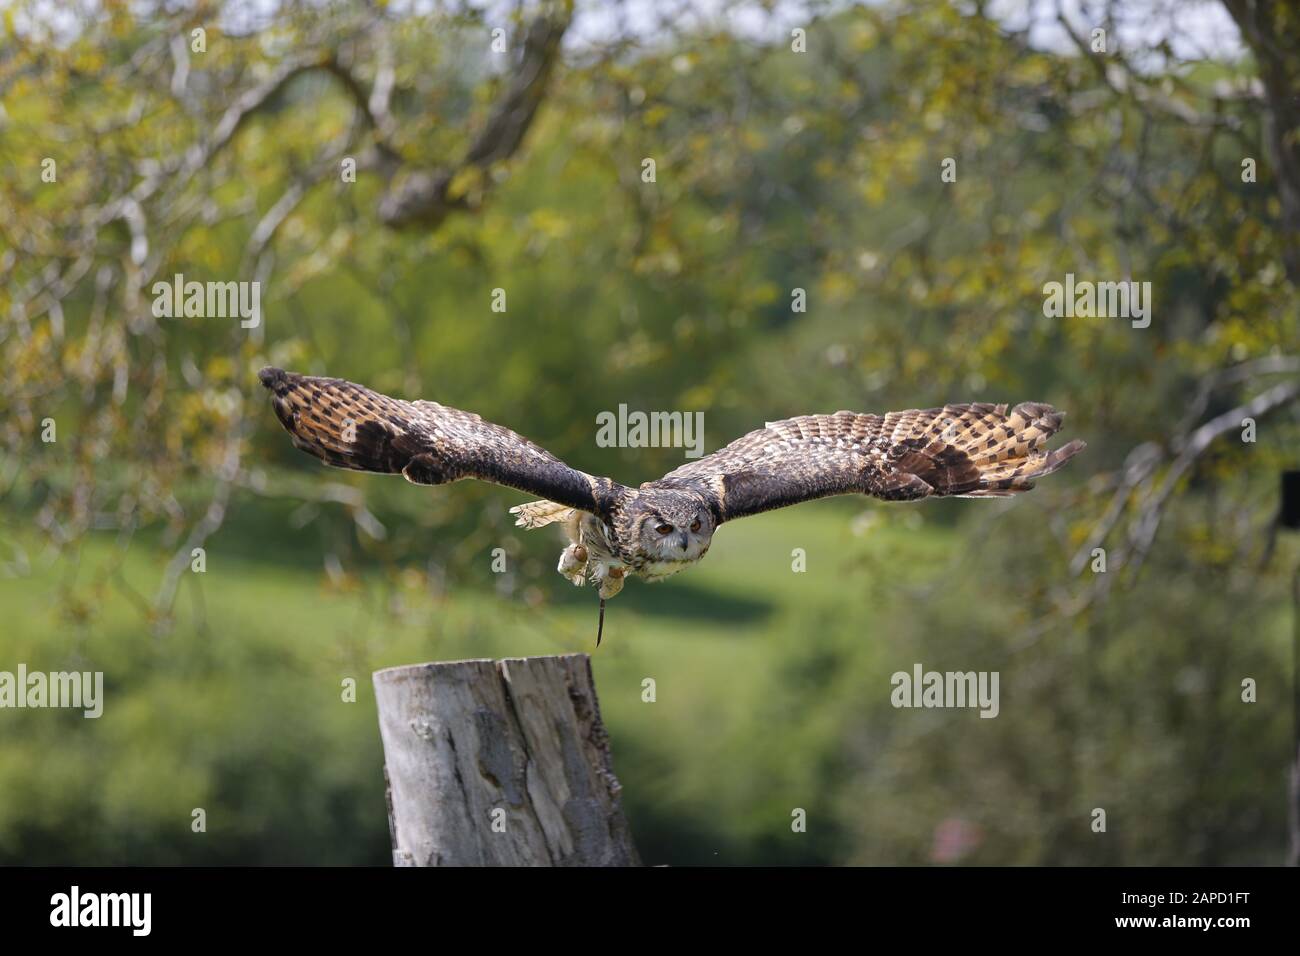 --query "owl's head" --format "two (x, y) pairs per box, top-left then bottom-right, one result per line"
(630, 489), (715, 563)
